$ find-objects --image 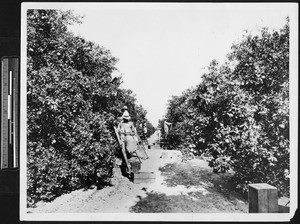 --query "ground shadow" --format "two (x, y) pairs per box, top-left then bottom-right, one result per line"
(129, 190), (247, 213)
(129, 161), (248, 213)
(159, 162), (247, 201)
